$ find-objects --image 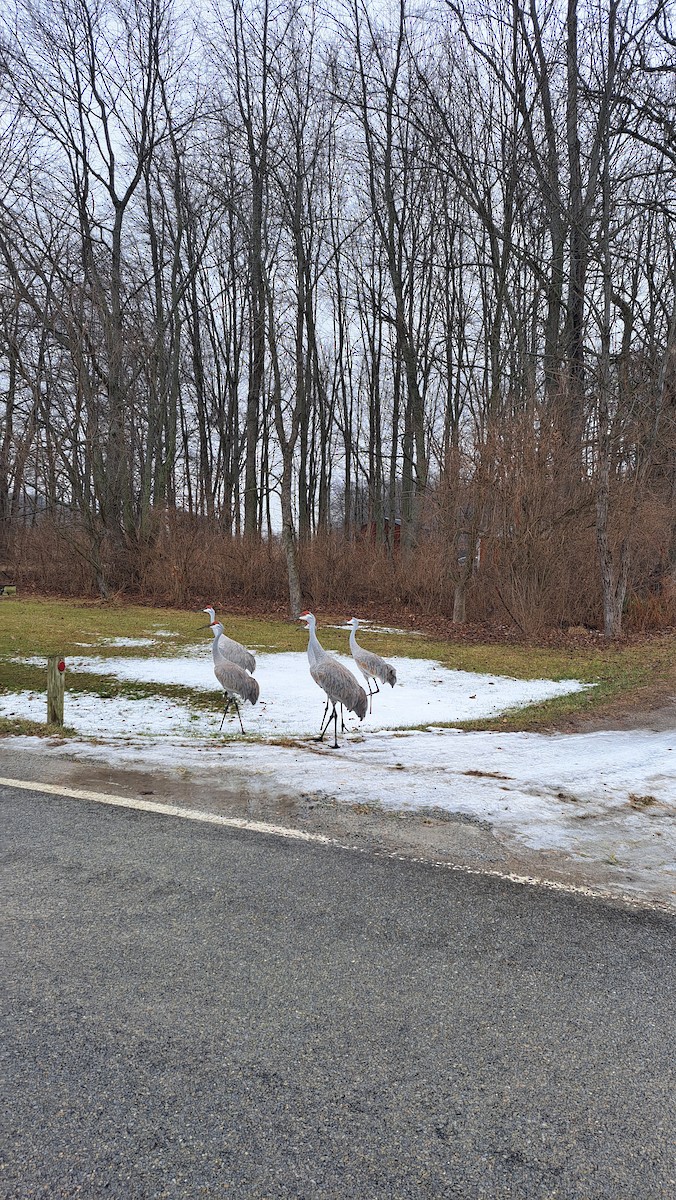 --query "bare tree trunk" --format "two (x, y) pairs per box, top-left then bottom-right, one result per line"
(244, 170), (265, 538)
(564, 0), (586, 455)
(280, 445), (303, 617)
(0, 330), (17, 563)
(594, 1), (626, 640)
(267, 279), (303, 617)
